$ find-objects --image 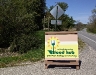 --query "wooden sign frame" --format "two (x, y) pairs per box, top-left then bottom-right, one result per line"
(45, 31), (80, 70)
